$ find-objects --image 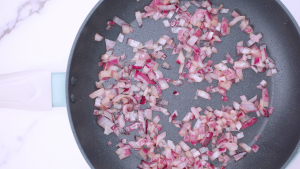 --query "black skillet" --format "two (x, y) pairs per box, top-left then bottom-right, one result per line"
(66, 0), (300, 168)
